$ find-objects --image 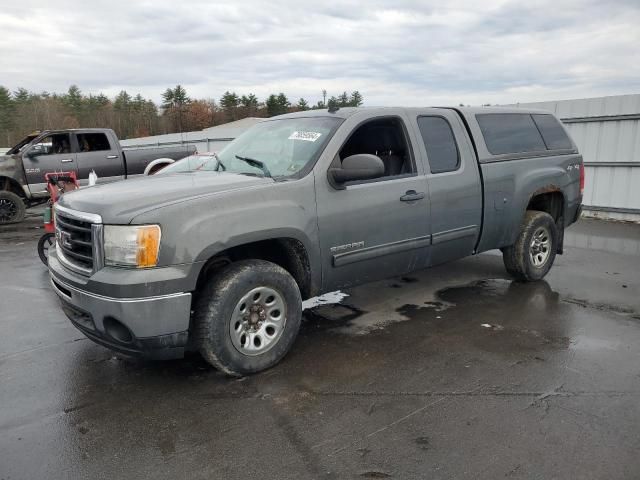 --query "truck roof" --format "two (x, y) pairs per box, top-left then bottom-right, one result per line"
(273, 105), (554, 121)
(35, 128), (115, 134)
